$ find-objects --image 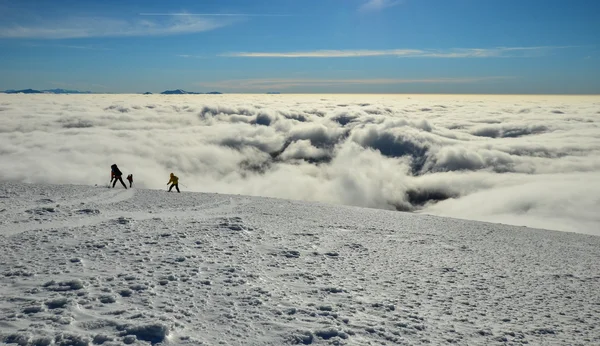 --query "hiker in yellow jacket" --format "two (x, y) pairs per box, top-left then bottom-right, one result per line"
(167, 173), (180, 193)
